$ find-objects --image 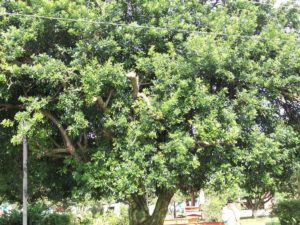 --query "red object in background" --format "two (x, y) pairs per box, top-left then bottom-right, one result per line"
(56, 207), (65, 212)
(199, 223), (225, 225)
